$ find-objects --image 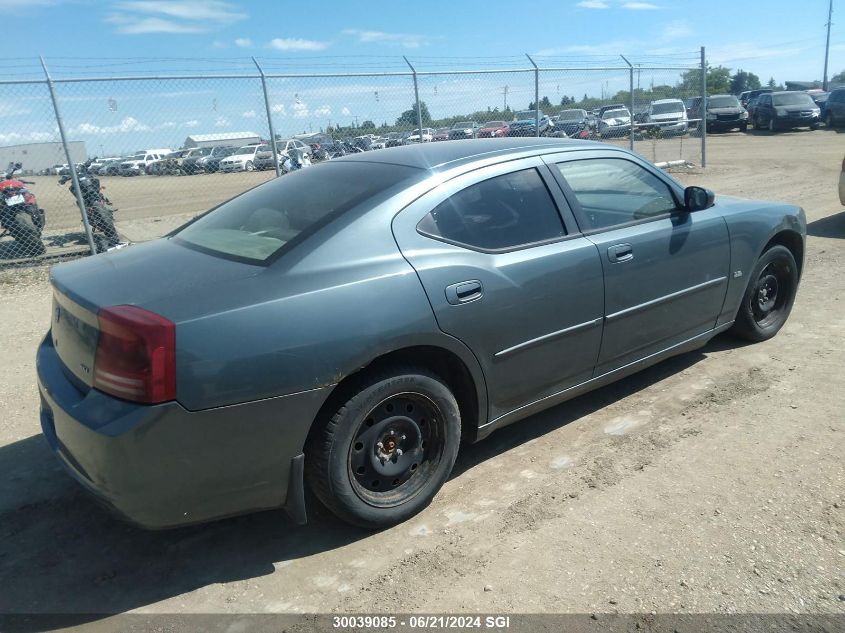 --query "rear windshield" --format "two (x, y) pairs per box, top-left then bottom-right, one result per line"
(772, 93), (816, 107)
(651, 101), (685, 114)
(174, 162), (419, 264)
